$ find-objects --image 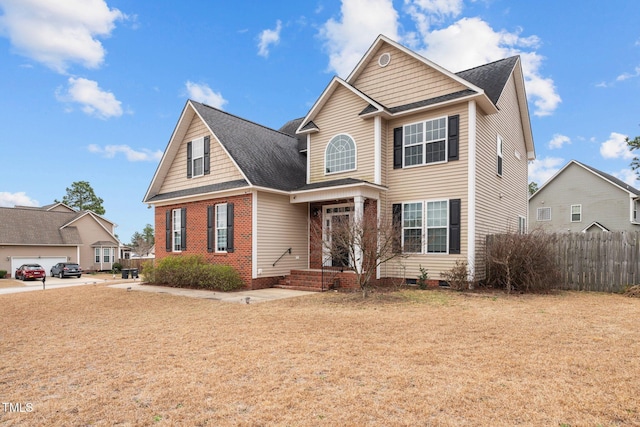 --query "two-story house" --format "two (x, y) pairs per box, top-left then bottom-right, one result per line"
(529, 160), (640, 233)
(144, 35), (534, 289)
